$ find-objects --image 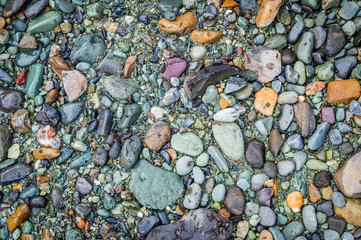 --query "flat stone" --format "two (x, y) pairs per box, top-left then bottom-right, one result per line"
(11, 109), (31, 133)
(254, 87), (278, 116)
(191, 30), (224, 44)
(259, 206), (276, 227)
(69, 34), (106, 63)
(171, 132), (203, 156)
(256, 0), (283, 28)
(293, 102), (316, 137)
(75, 177), (92, 195)
(307, 122), (330, 151)
(62, 70), (88, 101)
(161, 57), (188, 80)
(59, 102), (84, 124)
(224, 186), (245, 215)
(37, 125), (61, 149)
(334, 198), (361, 227)
(244, 46), (282, 83)
(212, 122), (244, 160)
(130, 160), (183, 210)
(120, 136), (141, 170)
(48, 56), (75, 80)
(144, 121), (171, 152)
(245, 140), (265, 169)
(103, 75), (139, 100)
(207, 145), (229, 172)
(146, 208), (232, 240)
(268, 129), (283, 156)
(158, 12), (197, 35)
(183, 183), (201, 209)
(0, 163), (31, 185)
(279, 104), (294, 131)
(325, 24), (346, 57)
(334, 151), (361, 198)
